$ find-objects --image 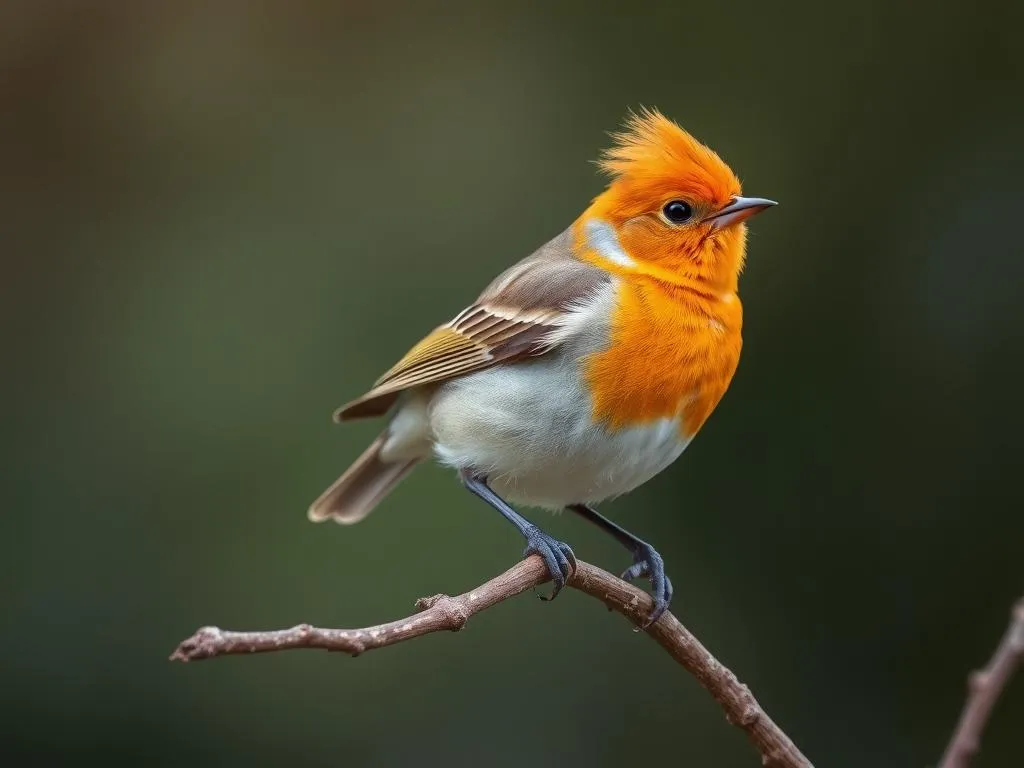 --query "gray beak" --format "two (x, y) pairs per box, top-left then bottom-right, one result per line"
(702, 196), (777, 230)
